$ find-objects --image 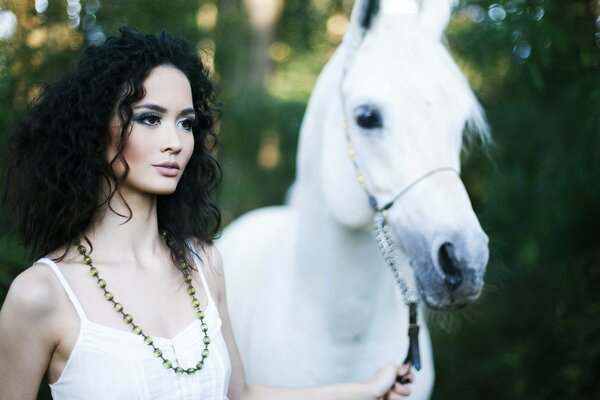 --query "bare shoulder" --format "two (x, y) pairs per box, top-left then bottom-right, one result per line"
(0, 262), (65, 354)
(190, 240), (225, 301)
(2, 263), (63, 318)
(191, 240), (224, 275)
(0, 263), (67, 398)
